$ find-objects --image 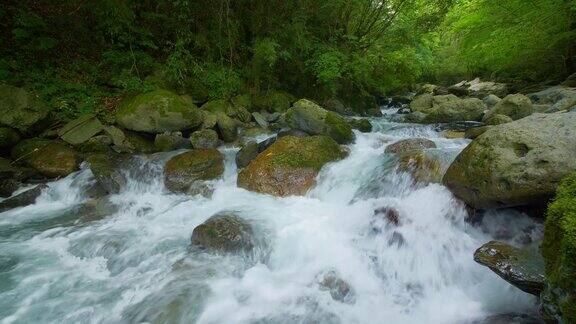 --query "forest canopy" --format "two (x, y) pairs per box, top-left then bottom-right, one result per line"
(0, 0), (574, 120)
